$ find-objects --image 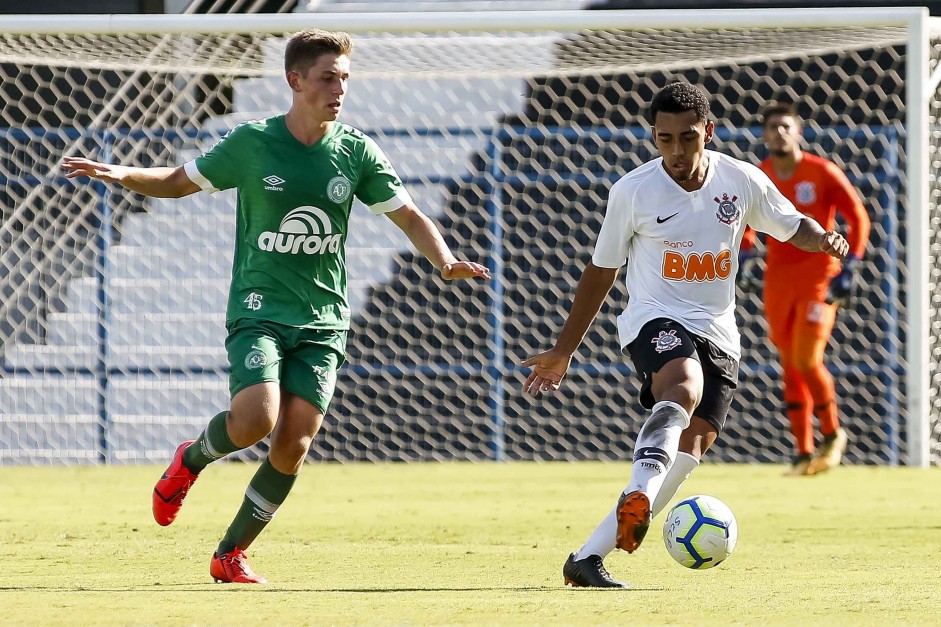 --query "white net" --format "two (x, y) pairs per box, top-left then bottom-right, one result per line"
(927, 38), (941, 467)
(0, 16), (934, 464)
